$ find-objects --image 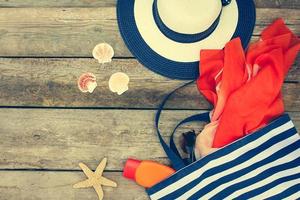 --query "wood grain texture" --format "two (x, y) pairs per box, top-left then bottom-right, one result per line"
(255, 0), (300, 8)
(0, 58), (299, 109)
(0, 8), (298, 57)
(0, 0), (298, 8)
(0, 108), (299, 171)
(0, 0), (116, 7)
(0, 109), (207, 170)
(0, 2), (298, 200)
(0, 171), (148, 200)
